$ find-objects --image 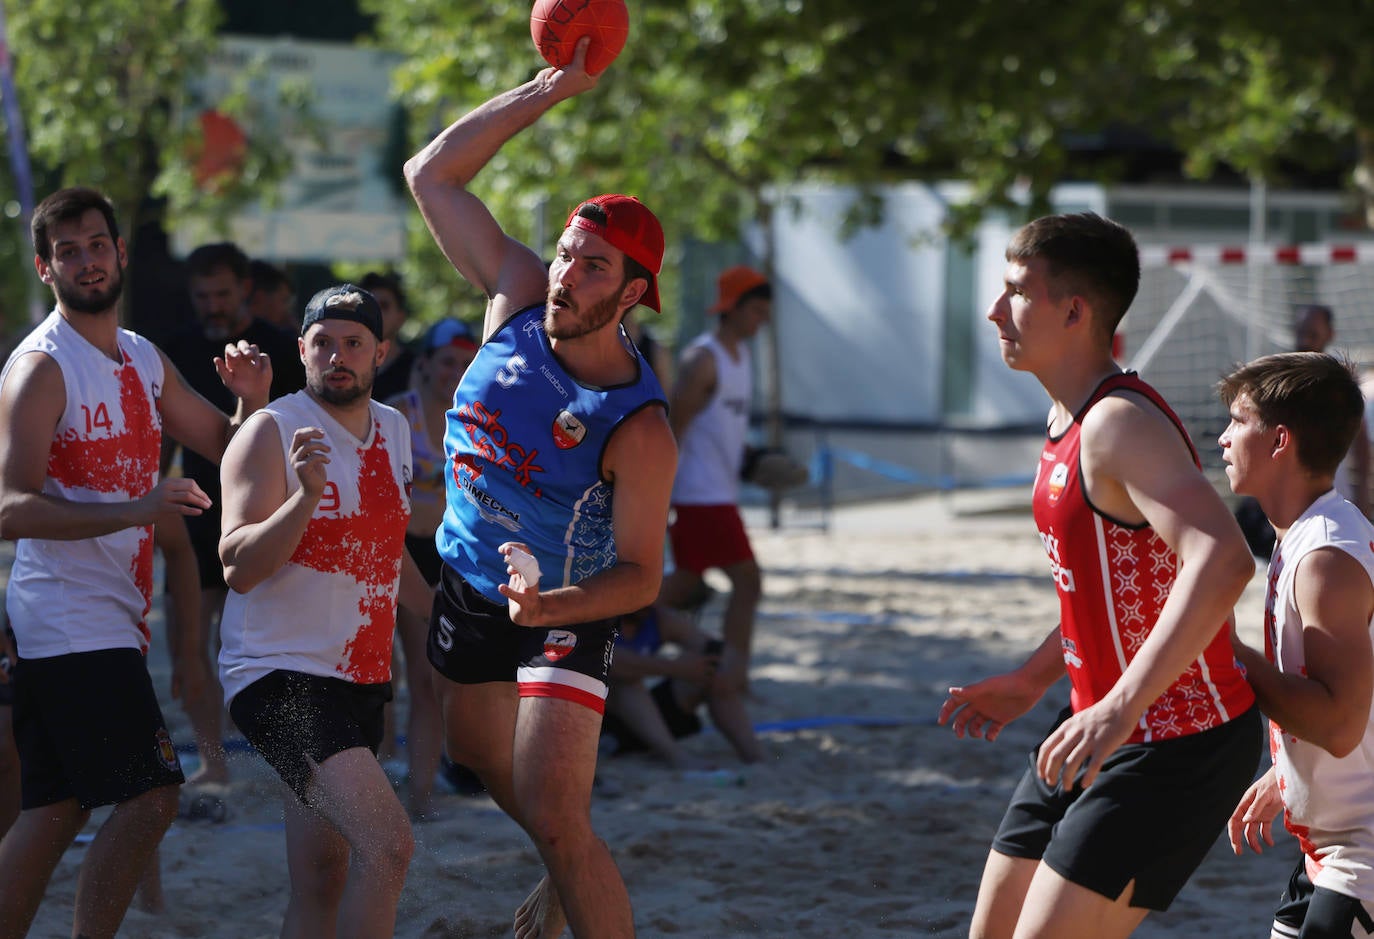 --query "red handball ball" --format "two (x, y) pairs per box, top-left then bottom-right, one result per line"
(530, 0), (629, 76)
